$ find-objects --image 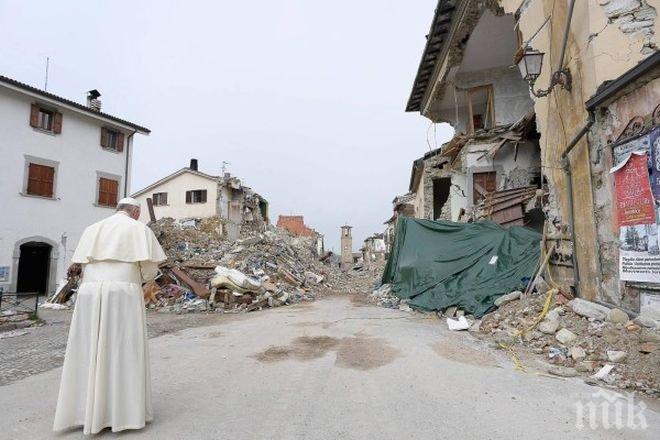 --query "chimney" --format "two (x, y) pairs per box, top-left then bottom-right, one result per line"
(189, 158), (198, 171)
(86, 89), (102, 112)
